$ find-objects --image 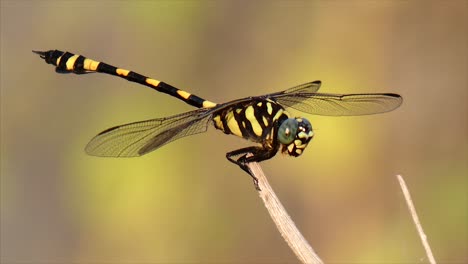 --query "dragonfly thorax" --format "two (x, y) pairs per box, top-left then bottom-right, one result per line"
(278, 117), (314, 157)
